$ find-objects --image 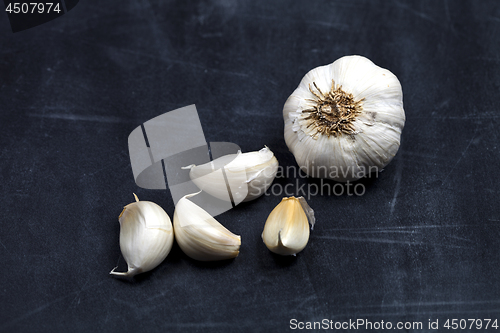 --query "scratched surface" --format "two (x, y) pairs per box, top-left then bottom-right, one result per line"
(0, 0), (499, 332)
